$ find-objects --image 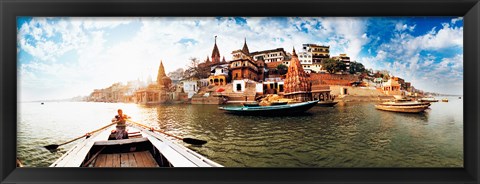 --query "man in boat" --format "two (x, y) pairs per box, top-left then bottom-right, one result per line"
(111, 109), (130, 140)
